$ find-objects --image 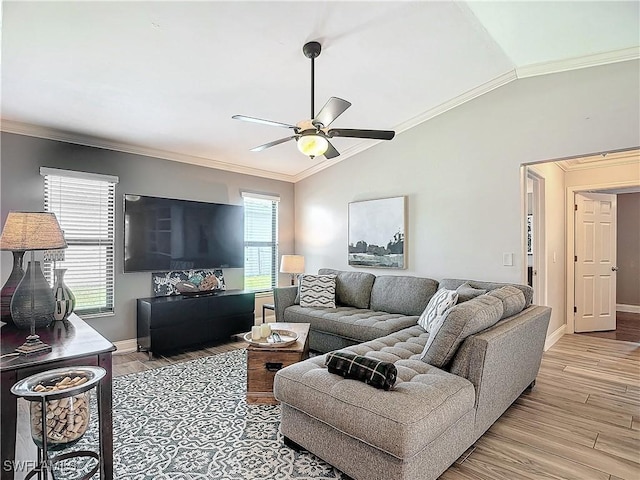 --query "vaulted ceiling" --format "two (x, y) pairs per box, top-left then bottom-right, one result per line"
(2, 1), (638, 182)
